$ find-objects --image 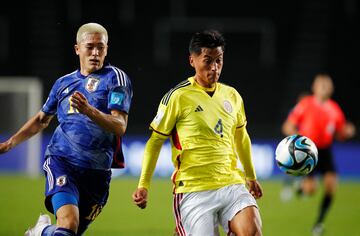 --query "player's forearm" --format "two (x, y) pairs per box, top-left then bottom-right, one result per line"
(85, 107), (127, 137)
(9, 111), (51, 148)
(235, 128), (257, 180)
(138, 132), (167, 189)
